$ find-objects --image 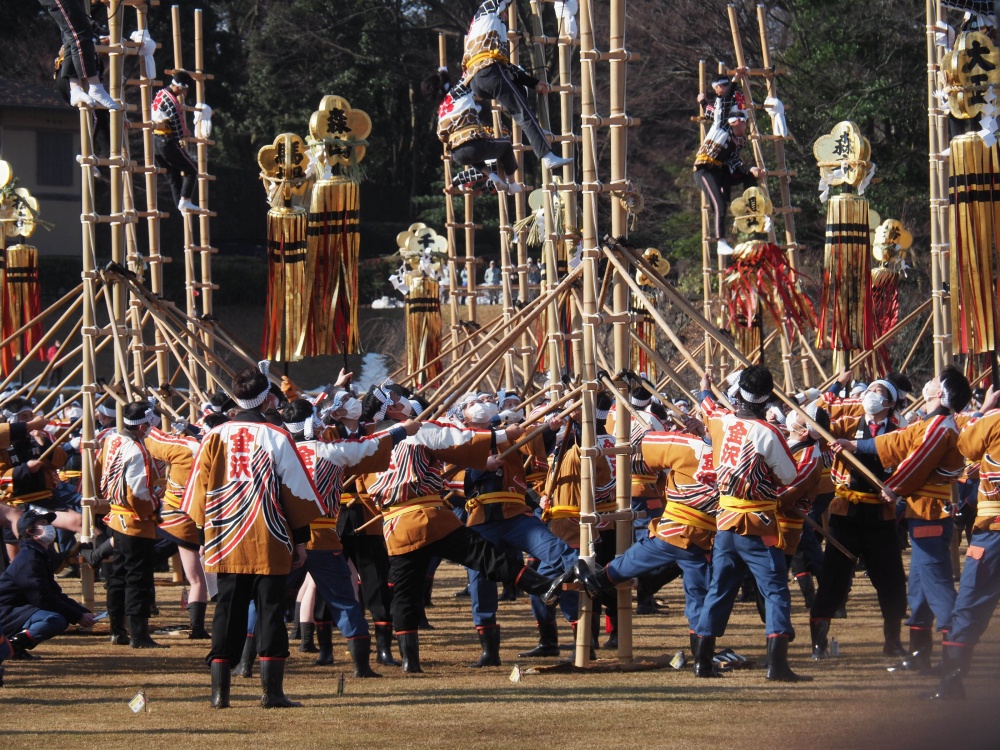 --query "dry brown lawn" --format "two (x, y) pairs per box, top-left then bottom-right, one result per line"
(1, 551), (998, 749)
